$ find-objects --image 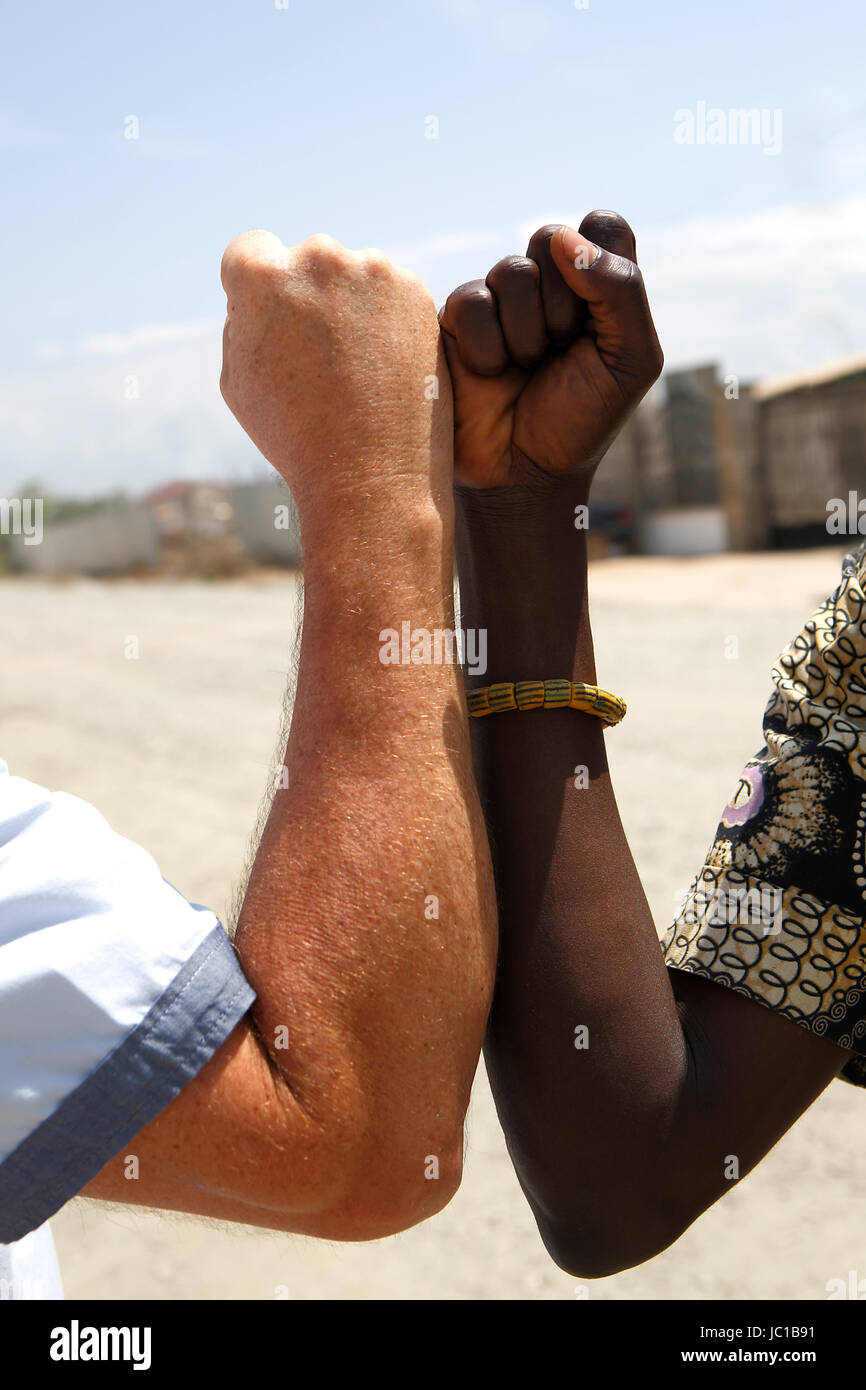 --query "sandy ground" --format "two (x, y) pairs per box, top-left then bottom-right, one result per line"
(2, 546), (865, 1301)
